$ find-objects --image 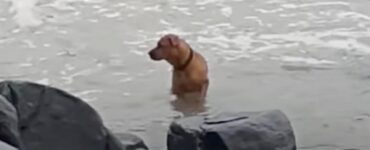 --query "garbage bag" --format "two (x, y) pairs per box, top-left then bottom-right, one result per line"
(167, 110), (296, 150)
(0, 80), (147, 150)
(0, 95), (21, 149)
